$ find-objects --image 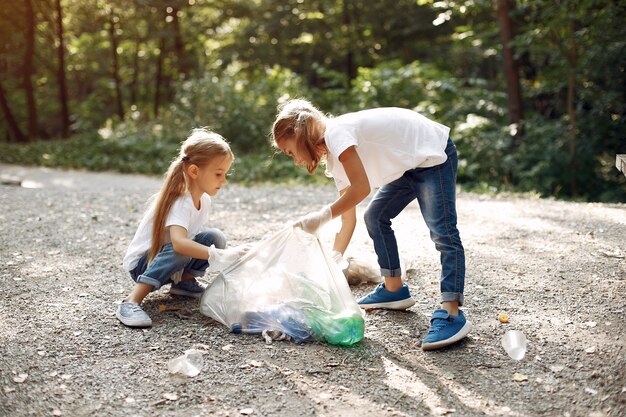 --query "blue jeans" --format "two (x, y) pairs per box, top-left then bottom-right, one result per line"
(364, 138), (465, 305)
(130, 228), (227, 290)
